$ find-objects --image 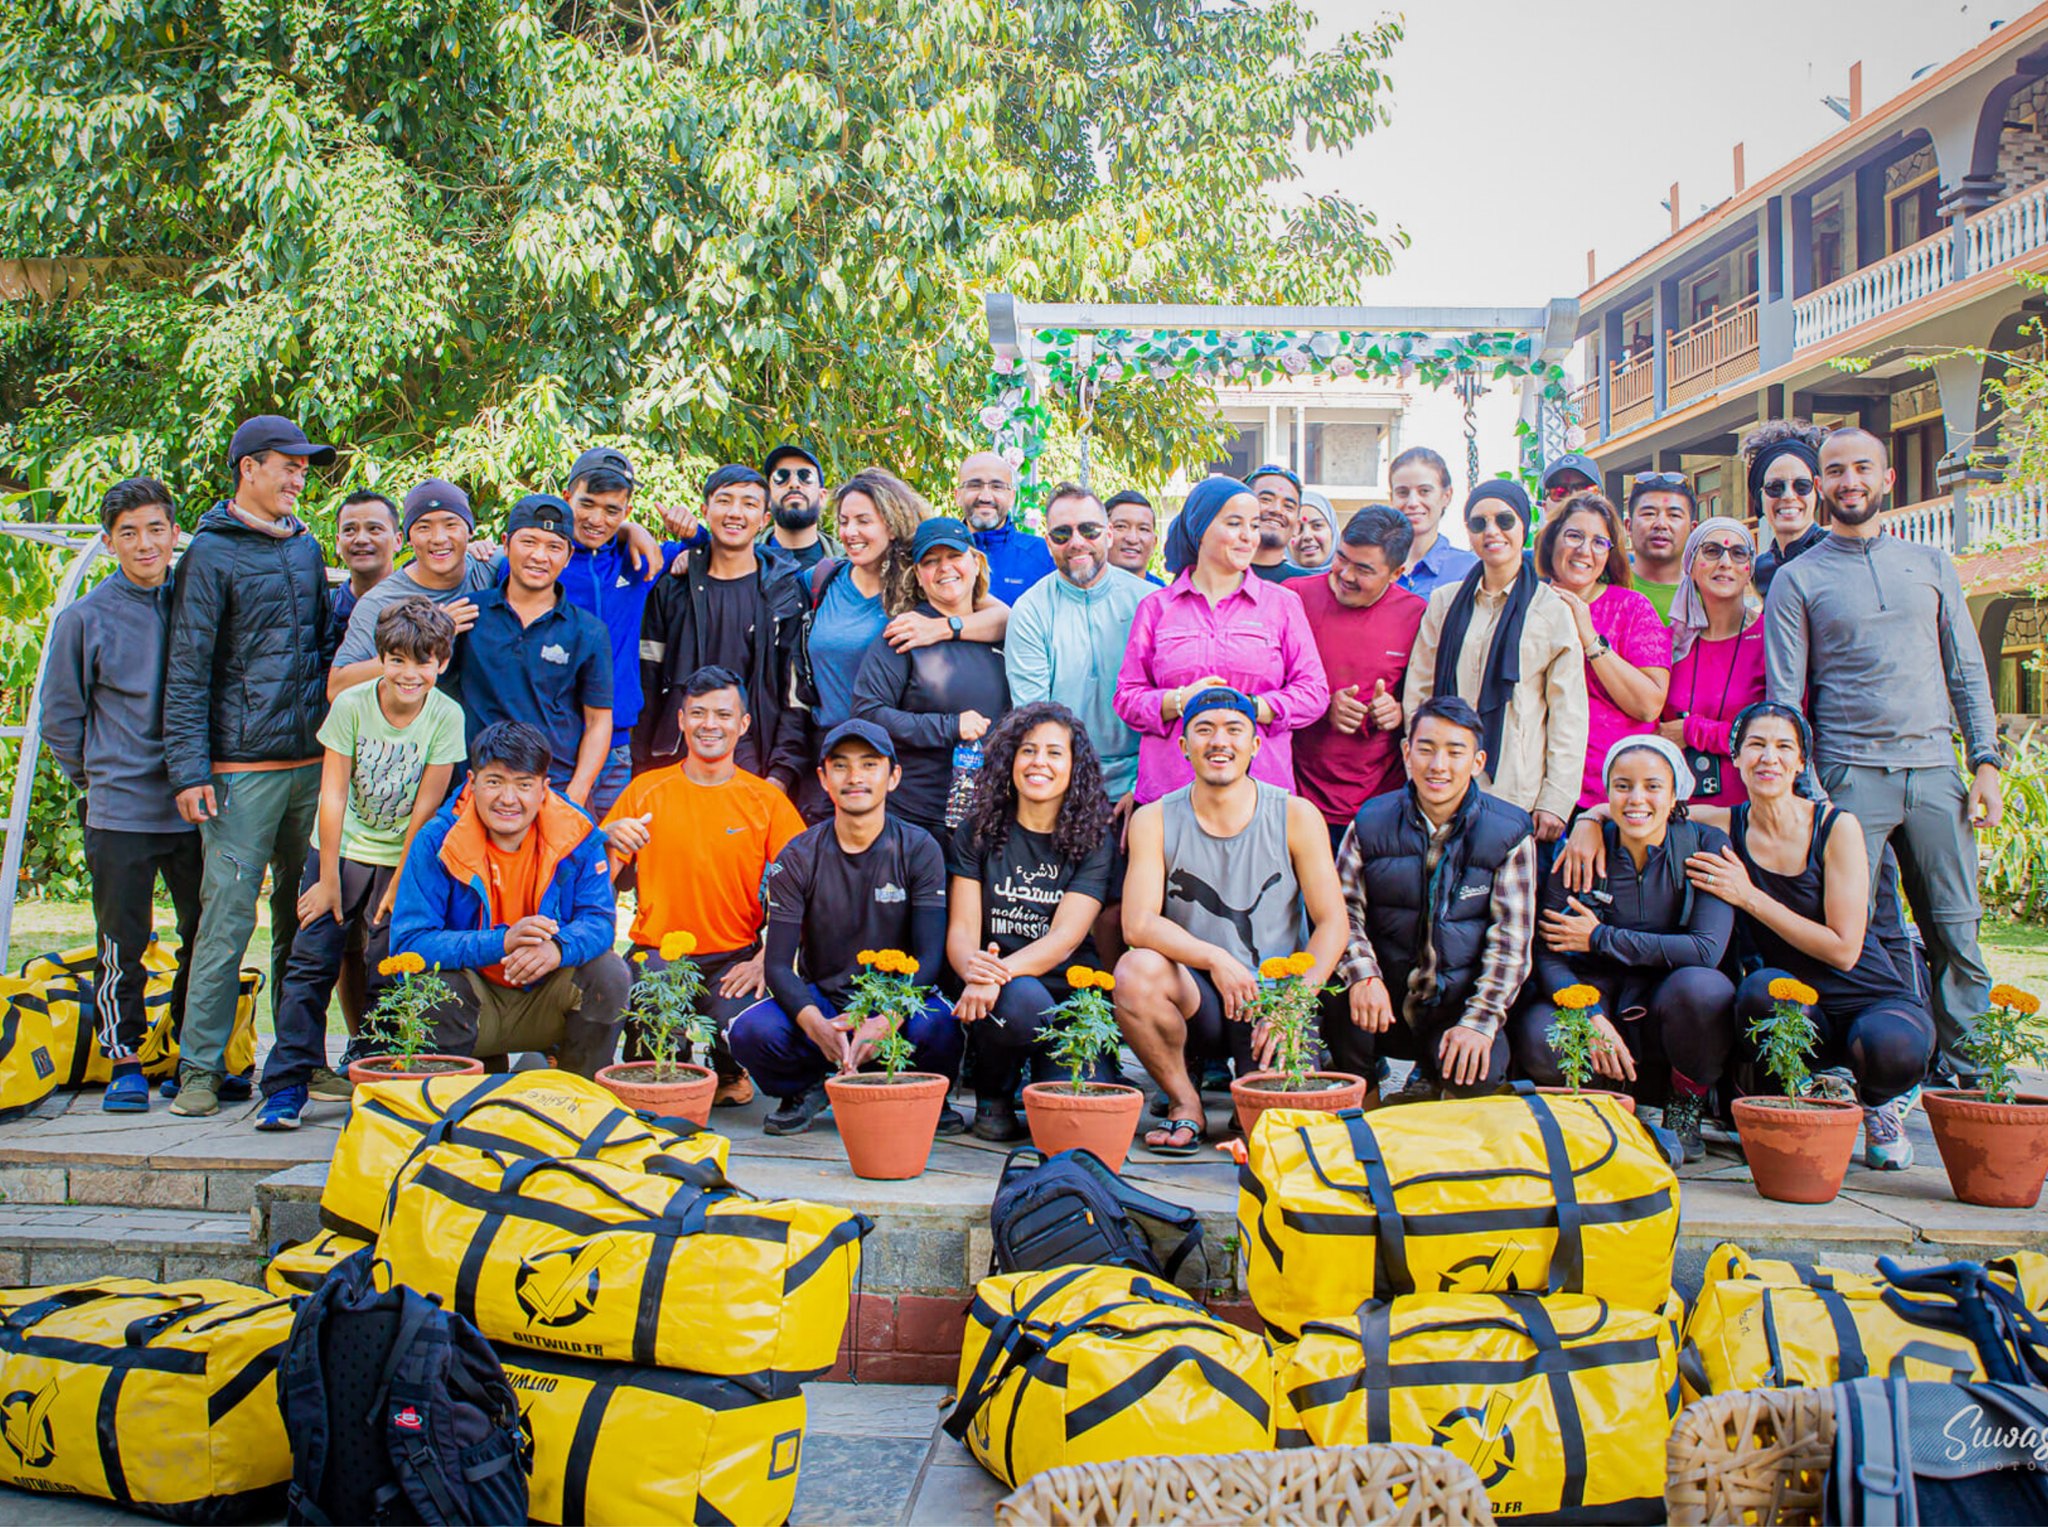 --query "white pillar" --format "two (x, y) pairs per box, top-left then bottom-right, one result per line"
(1295, 402), (1308, 479)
